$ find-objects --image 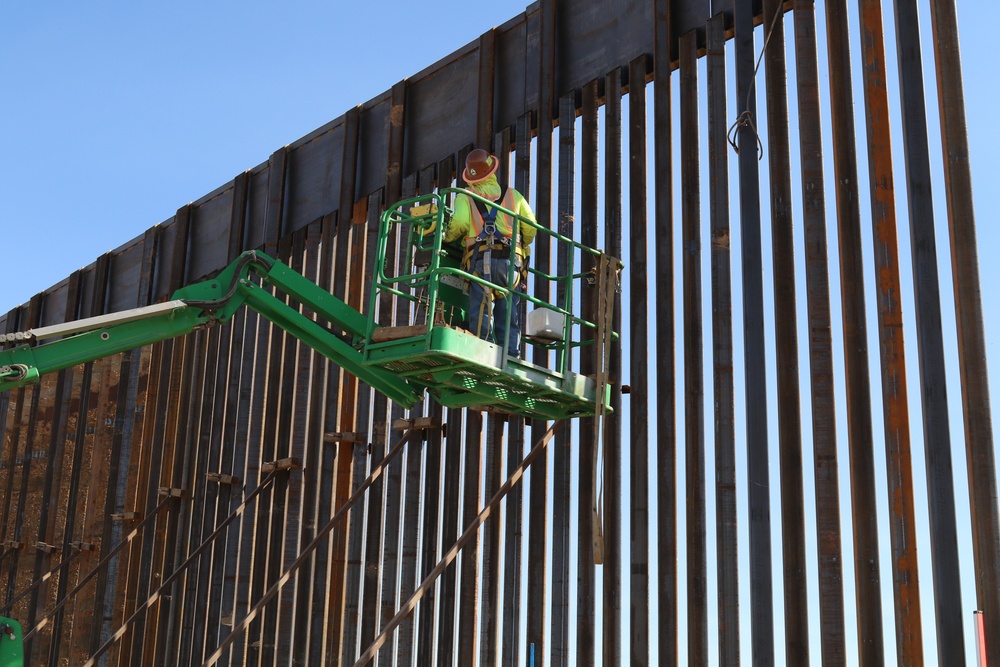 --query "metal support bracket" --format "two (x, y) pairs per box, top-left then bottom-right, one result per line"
(261, 457), (301, 473)
(323, 431), (366, 444)
(206, 472), (242, 486)
(392, 417), (442, 432)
